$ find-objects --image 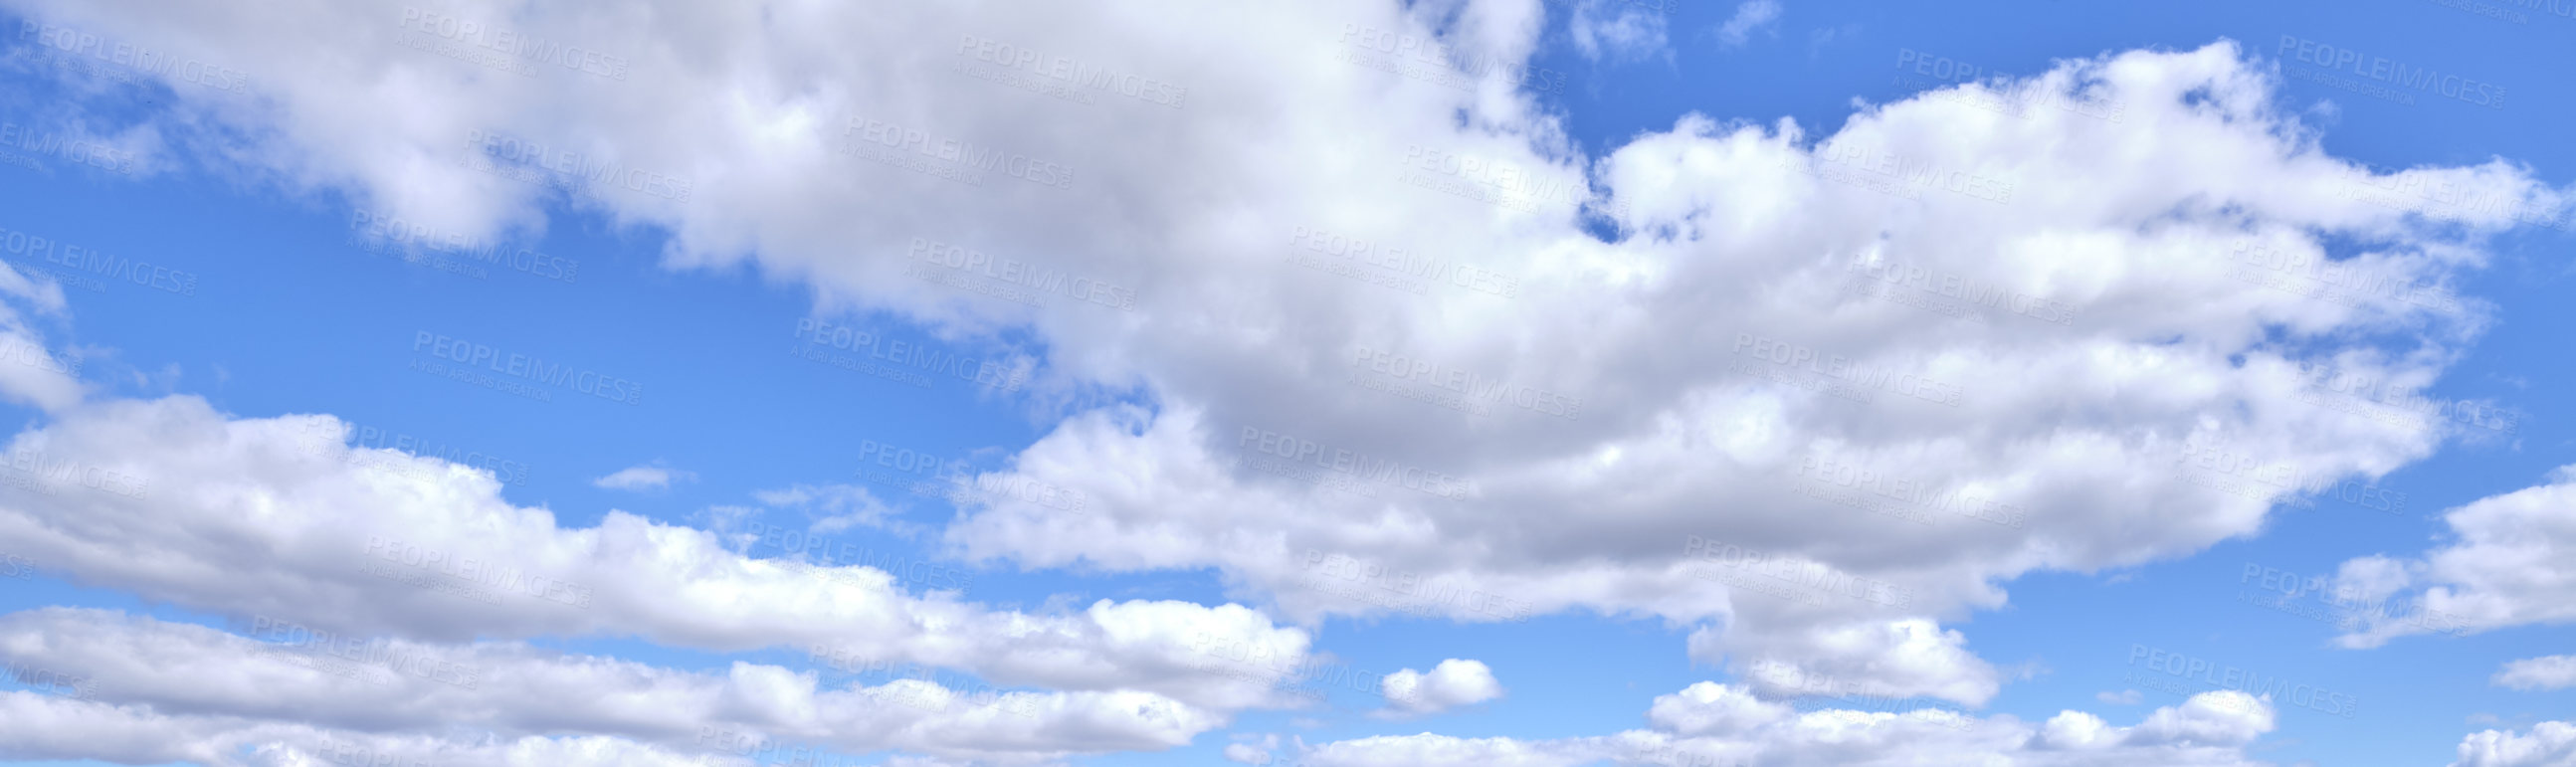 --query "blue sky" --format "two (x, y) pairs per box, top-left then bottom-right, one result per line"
(0, 0), (2571, 766)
